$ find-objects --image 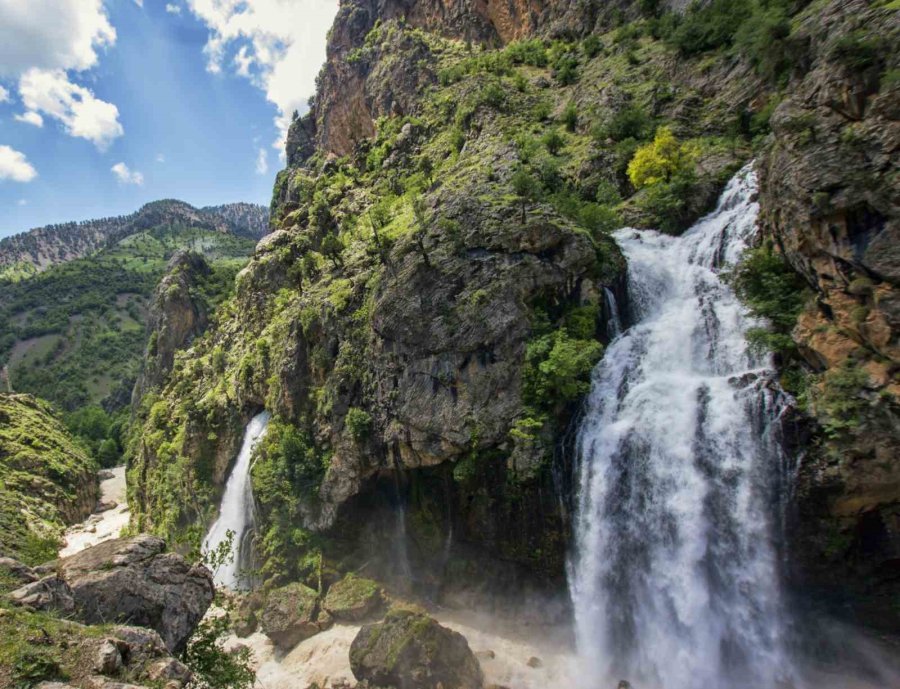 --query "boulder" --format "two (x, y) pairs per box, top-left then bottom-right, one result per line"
(95, 639), (124, 675)
(7, 575), (76, 614)
(259, 582), (325, 650)
(349, 609), (483, 689)
(234, 591), (264, 637)
(0, 556), (37, 585)
(323, 574), (383, 621)
(58, 535), (214, 653)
